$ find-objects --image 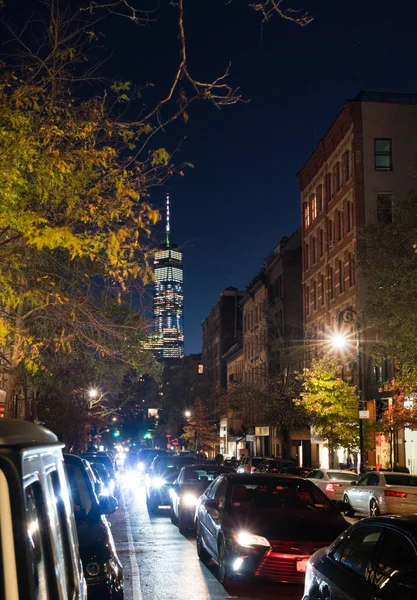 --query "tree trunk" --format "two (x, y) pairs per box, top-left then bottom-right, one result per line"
(328, 441), (335, 468)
